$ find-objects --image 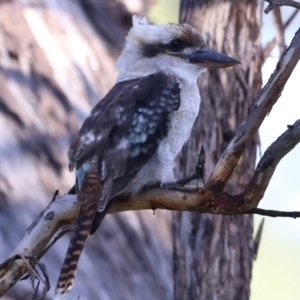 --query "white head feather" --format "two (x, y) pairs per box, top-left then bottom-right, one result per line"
(116, 15), (207, 83)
